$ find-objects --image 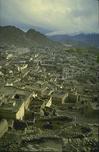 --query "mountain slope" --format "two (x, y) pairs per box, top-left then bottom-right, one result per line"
(0, 26), (31, 47)
(26, 29), (56, 46)
(0, 26), (58, 48)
